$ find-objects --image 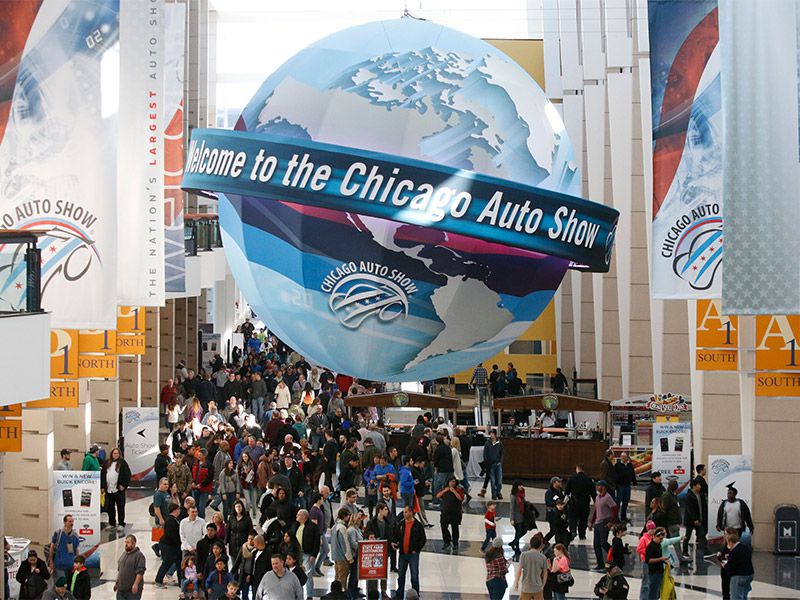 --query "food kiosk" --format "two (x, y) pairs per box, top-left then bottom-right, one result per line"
(493, 394), (611, 480)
